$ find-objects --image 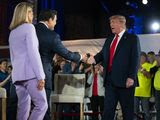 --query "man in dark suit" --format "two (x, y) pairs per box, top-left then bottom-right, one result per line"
(35, 10), (86, 120)
(88, 15), (141, 120)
